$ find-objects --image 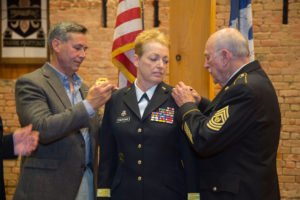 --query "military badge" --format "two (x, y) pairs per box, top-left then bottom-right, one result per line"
(234, 73), (248, 85)
(121, 110), (127, 116)
(116, 110), (130, 123)
(151, 107), (174, 124)
(206, 105), (229, 131)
